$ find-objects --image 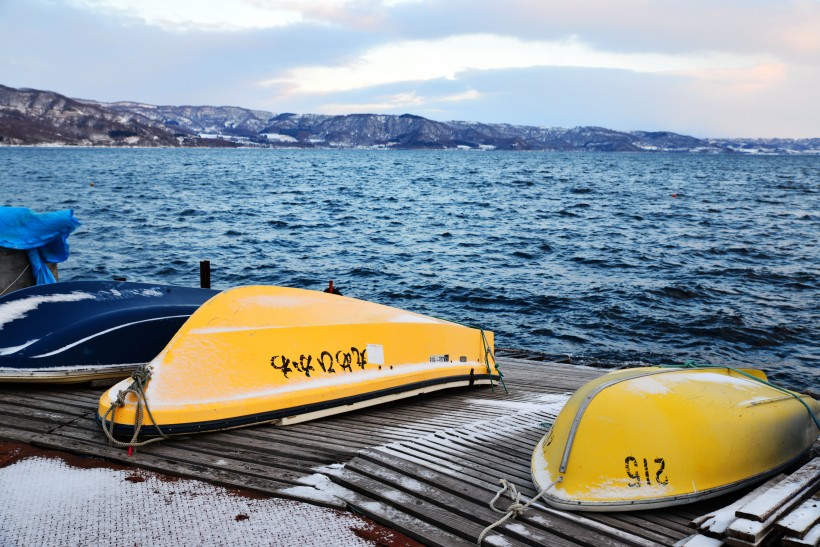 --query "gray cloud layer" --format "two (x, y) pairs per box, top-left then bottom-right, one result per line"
(1, 0), (817, 137)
